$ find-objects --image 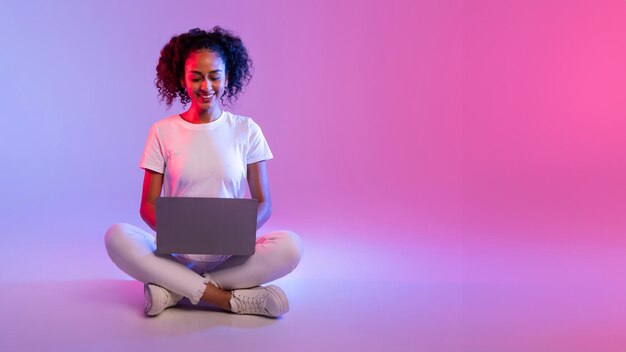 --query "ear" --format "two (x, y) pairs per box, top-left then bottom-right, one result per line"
(180, 77), (186, 90)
